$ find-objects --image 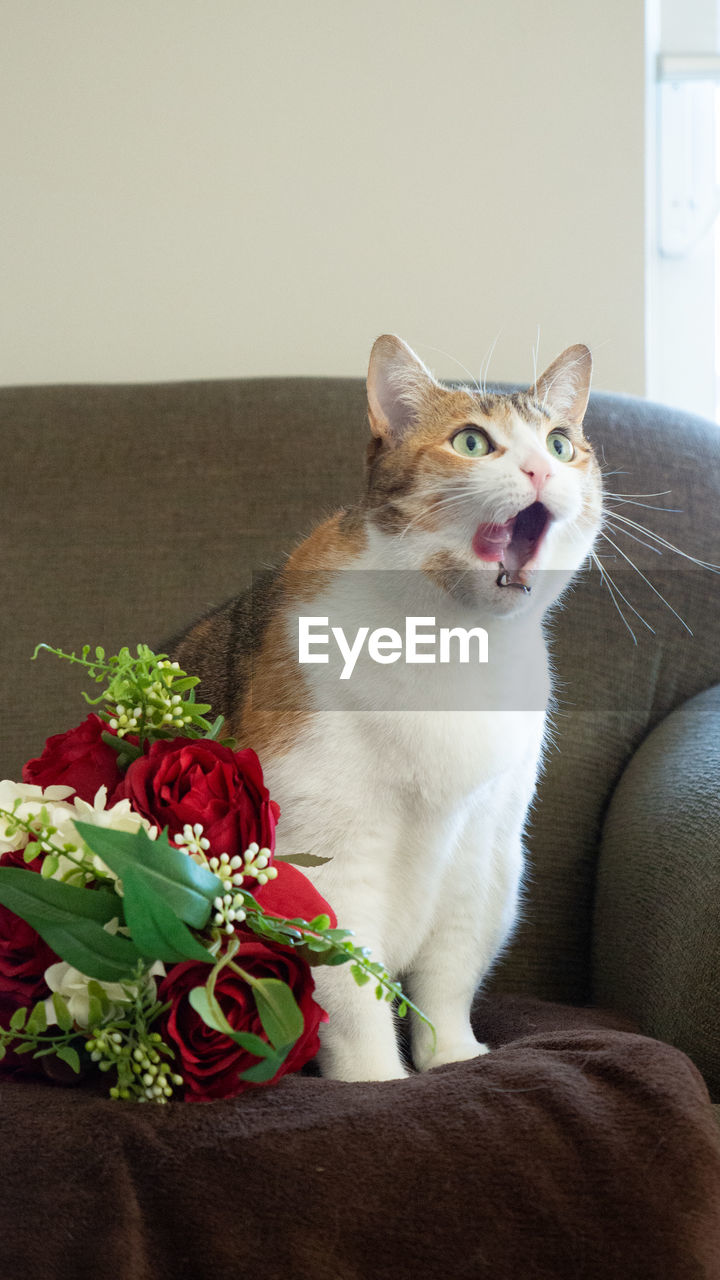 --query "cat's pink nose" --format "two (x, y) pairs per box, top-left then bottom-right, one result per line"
(521, 452), (552, 495)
